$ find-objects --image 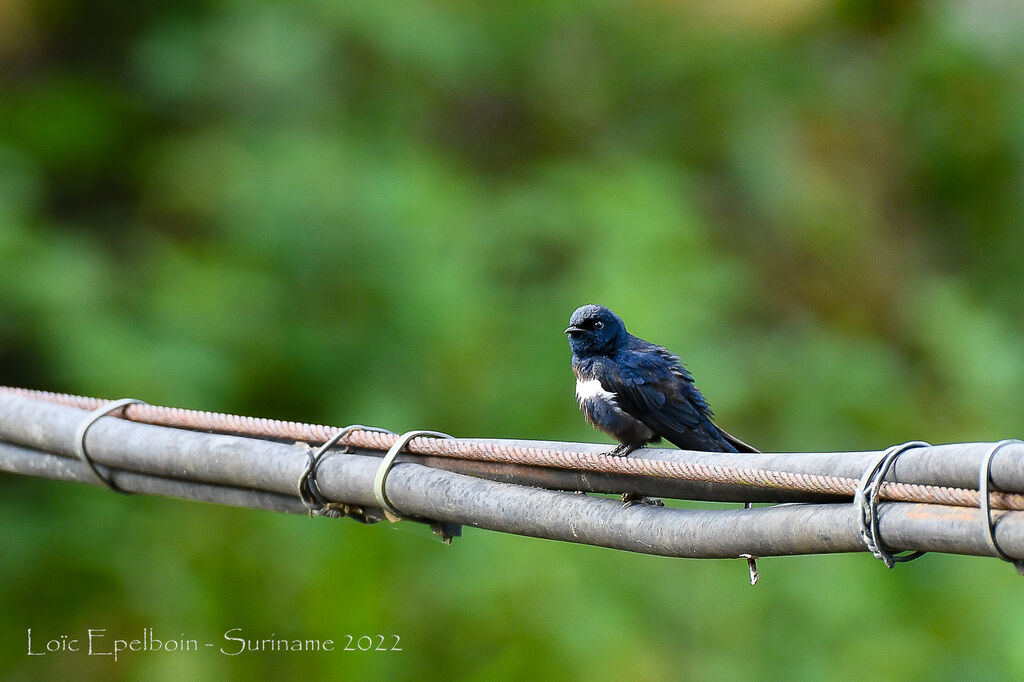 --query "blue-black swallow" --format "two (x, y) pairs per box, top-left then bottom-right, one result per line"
(566, 304), (756, 457)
